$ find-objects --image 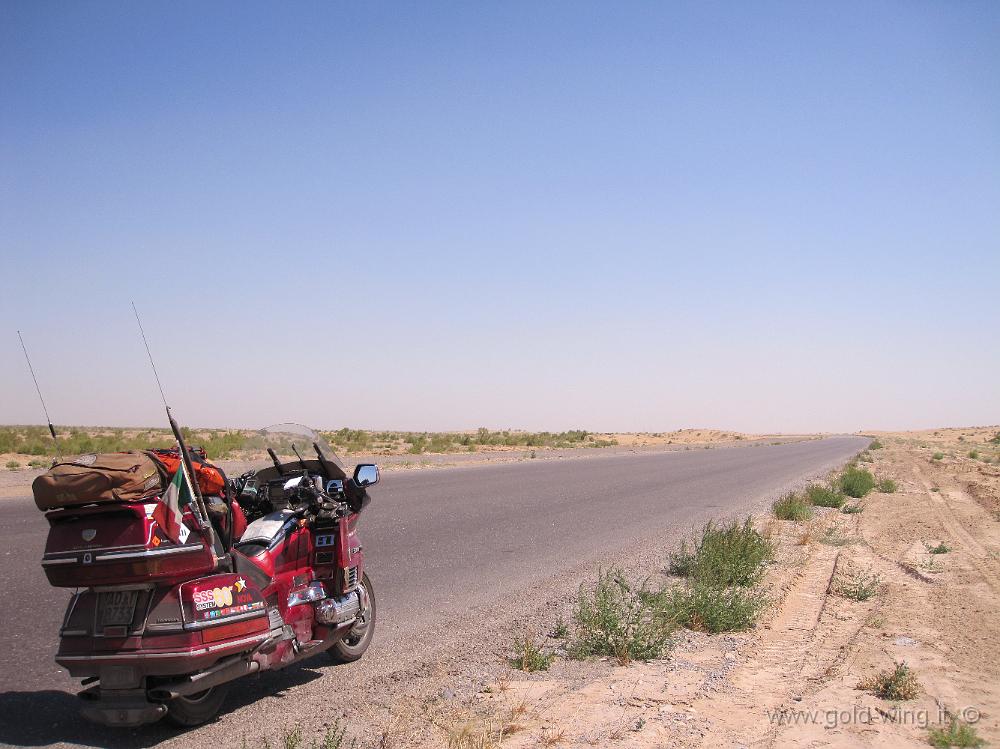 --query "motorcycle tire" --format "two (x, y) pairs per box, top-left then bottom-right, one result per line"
(328, 573), (376, 664)
(165, 684), (231, 727)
